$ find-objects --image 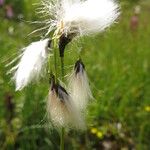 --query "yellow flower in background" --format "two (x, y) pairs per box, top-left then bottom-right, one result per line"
(145, 106), (150, 112)
(91, 127), (98, 134)
(97, 131), (103, 139)
(90, 128), (104, 139)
